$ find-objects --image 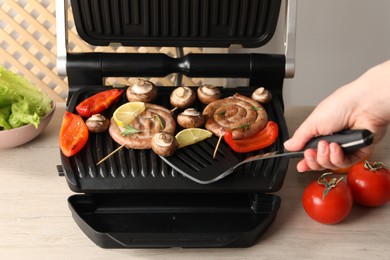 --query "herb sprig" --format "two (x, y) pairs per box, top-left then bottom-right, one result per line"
(121, 125), (142, 136)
